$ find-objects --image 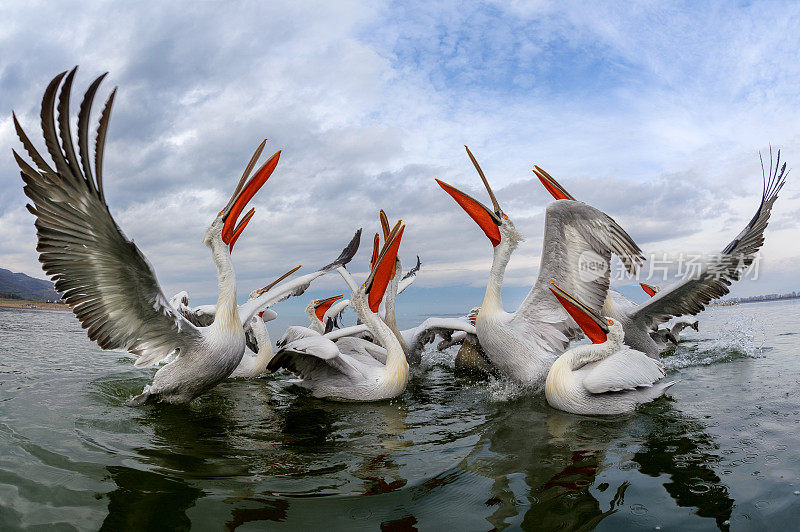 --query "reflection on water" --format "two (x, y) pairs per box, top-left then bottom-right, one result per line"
(633, 402), (734, 530)
(1, 302), (800, 529)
